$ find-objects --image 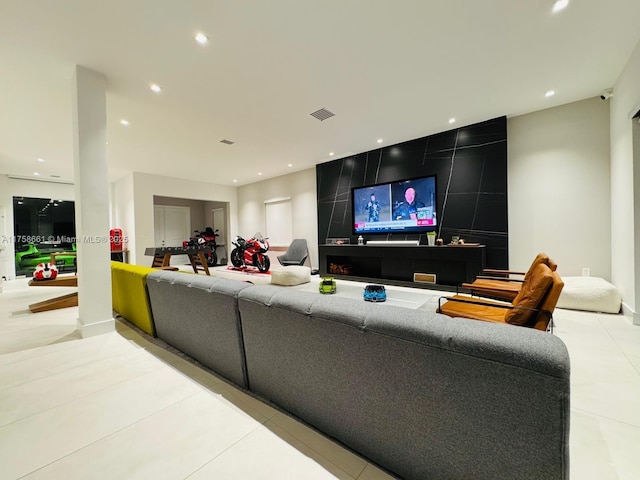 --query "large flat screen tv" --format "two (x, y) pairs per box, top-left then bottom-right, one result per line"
(352, 175), (437, 235)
